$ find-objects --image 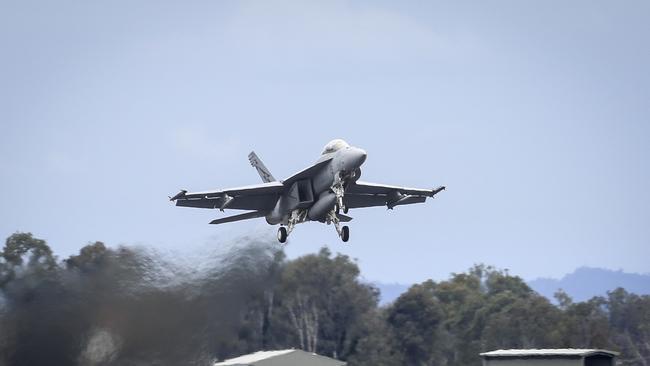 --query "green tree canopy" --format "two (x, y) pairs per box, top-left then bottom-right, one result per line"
(278, 247), (379, 360)
(0, 232), (57, 287)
